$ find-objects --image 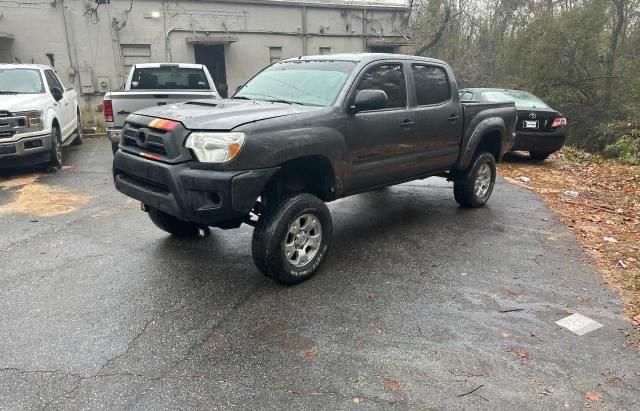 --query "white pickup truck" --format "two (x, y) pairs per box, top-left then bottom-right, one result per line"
(0, 64), (82, 169)
(104, 63), (219, 153)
